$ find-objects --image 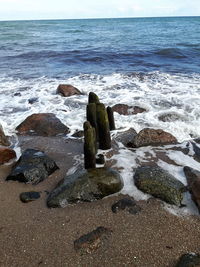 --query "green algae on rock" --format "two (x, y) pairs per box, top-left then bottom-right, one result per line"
(134, 166), (185, 206)
(84, 121), (96, 169)
(47, 167), (123, 208)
